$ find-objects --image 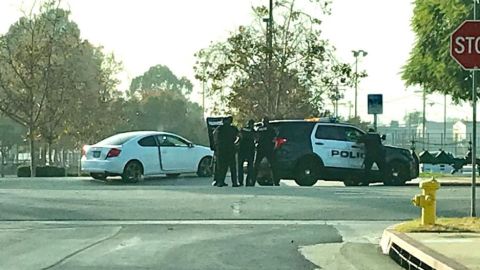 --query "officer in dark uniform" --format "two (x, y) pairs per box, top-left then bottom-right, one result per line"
(253, 117), (279, 186)
(212, 116), (239, 187)
(237, 119), (255, 186)
(358, 128), (386, 180)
